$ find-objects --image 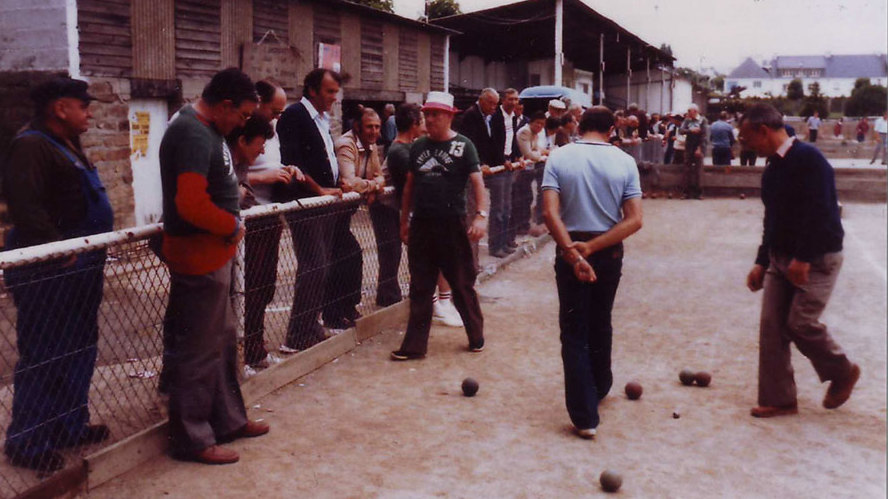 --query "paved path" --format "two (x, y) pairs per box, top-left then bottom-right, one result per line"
(91, 200), (887, 498)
